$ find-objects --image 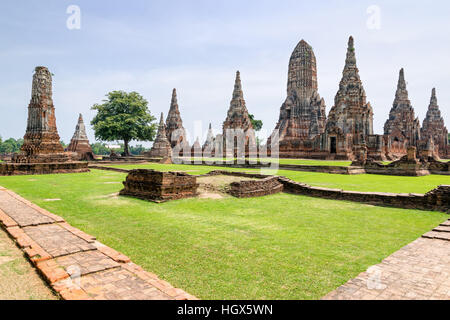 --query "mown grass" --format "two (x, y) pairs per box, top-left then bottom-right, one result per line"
(106, 163), (450, 194)
(0, 169), (447, 299)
